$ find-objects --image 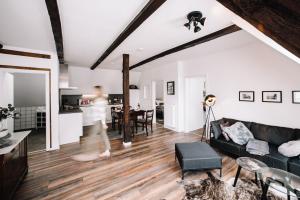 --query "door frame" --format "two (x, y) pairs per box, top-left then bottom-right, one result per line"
(0, 65), (52, 150)
(184, 75), (206, 133)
